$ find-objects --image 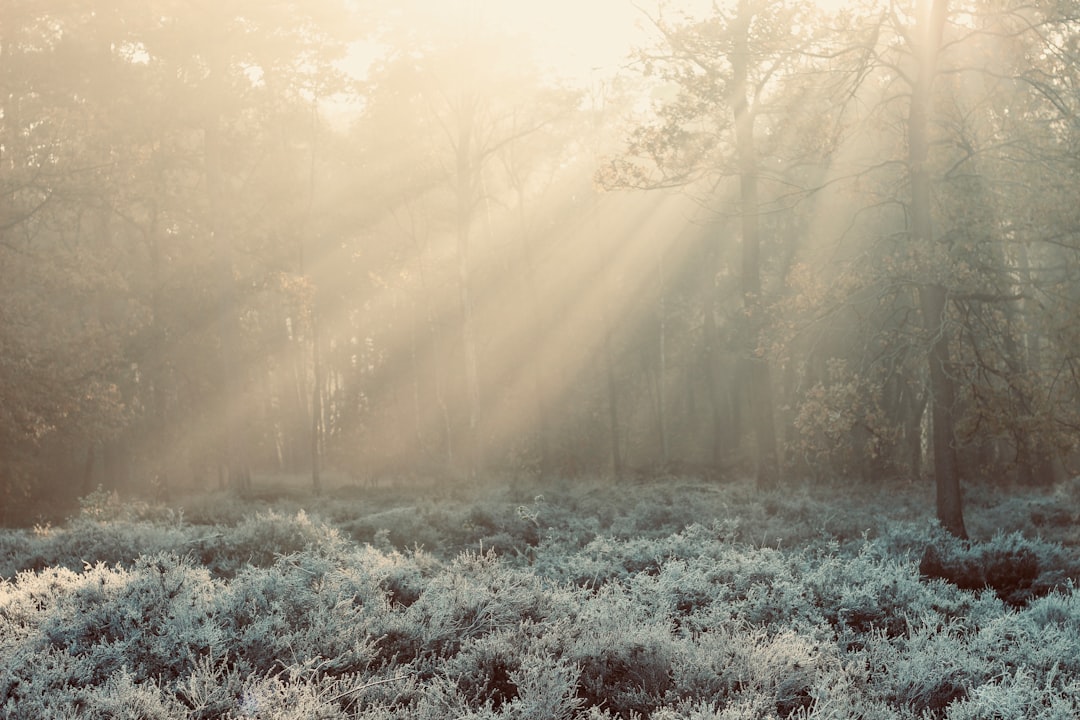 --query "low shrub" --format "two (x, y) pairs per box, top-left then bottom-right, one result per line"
(2, 477), (1079, 719)
(569, 587), (676, 718)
